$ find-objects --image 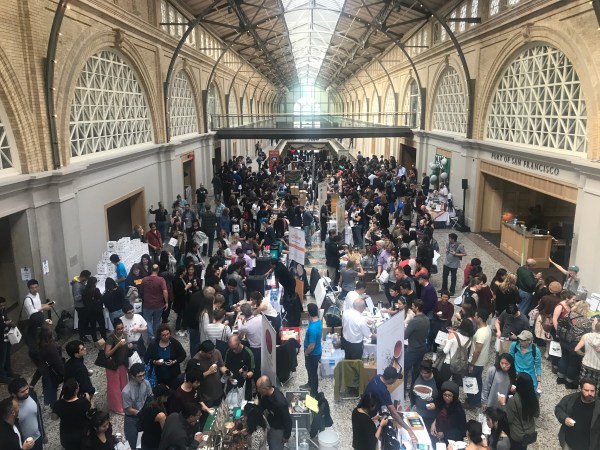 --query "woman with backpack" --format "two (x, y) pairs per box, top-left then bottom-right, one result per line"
(508, 331), (542, 392)
(38, 323), (64, 408)
(82, 277), (106, 343)
(556, 298), (592, 388)
(437, 320), (474, 389)
(575, 318), (600, 387)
